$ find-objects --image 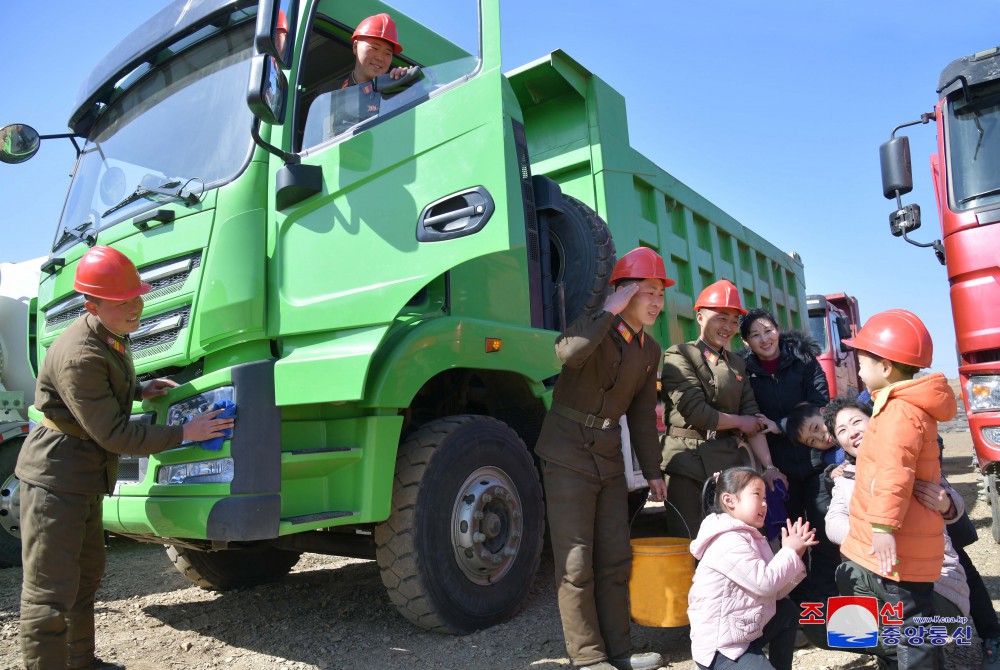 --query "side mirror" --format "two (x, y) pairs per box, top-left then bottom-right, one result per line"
(879, 136), (913, 199)
(247, 55), (288, 125)
(835, 317), (852, 353)
(255, 0), (298, 69)
(0, 124), (41, 164)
